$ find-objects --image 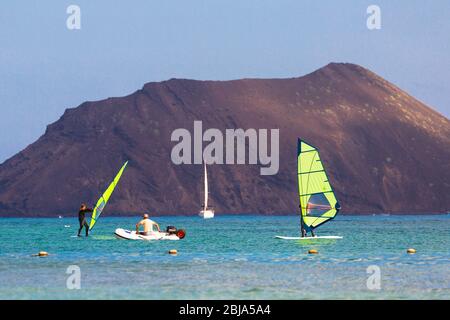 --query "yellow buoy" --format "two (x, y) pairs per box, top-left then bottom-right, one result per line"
(37, 251), (49, 257)
(308, 249), (318, 254)
(406, 248), (416, 254)
(168, 249), (178, 255)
